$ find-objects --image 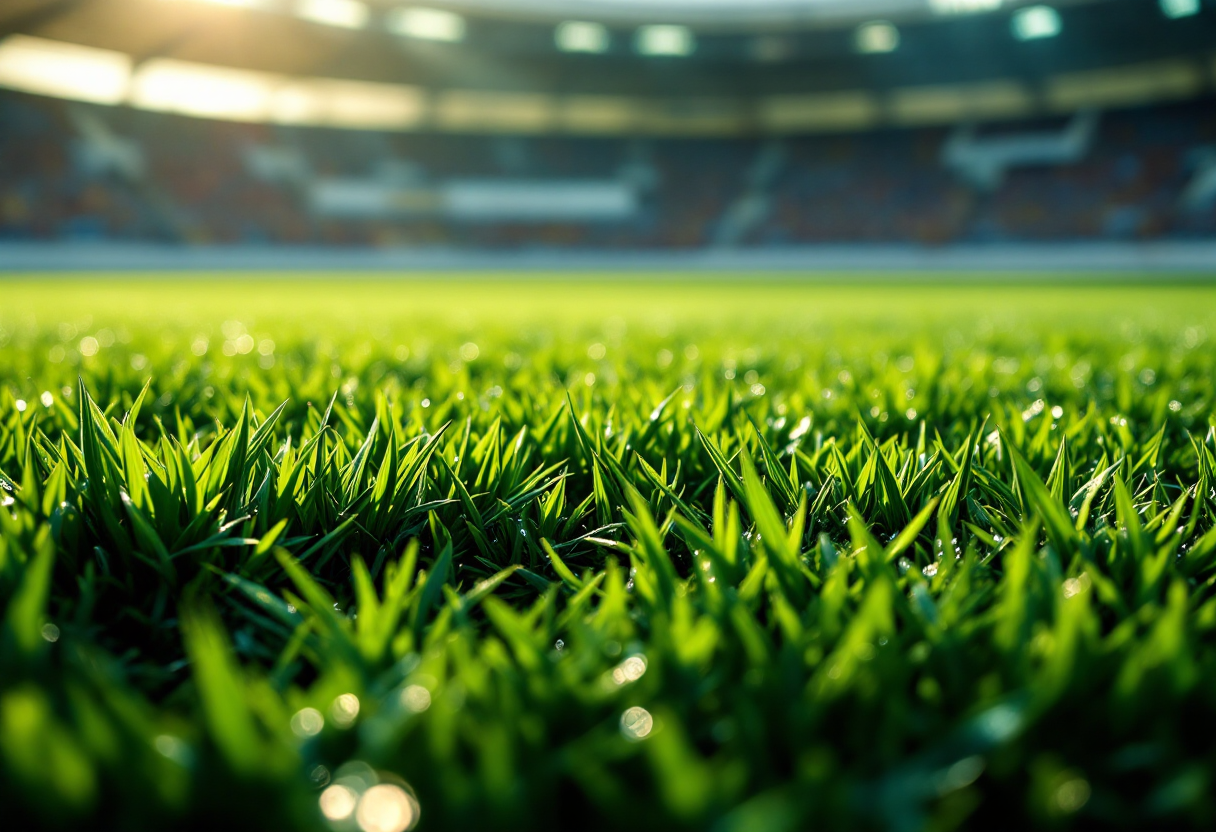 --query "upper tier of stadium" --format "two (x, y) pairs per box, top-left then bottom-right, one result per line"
(0, 0), (1212, 135)
(408, 0), (997, 26)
